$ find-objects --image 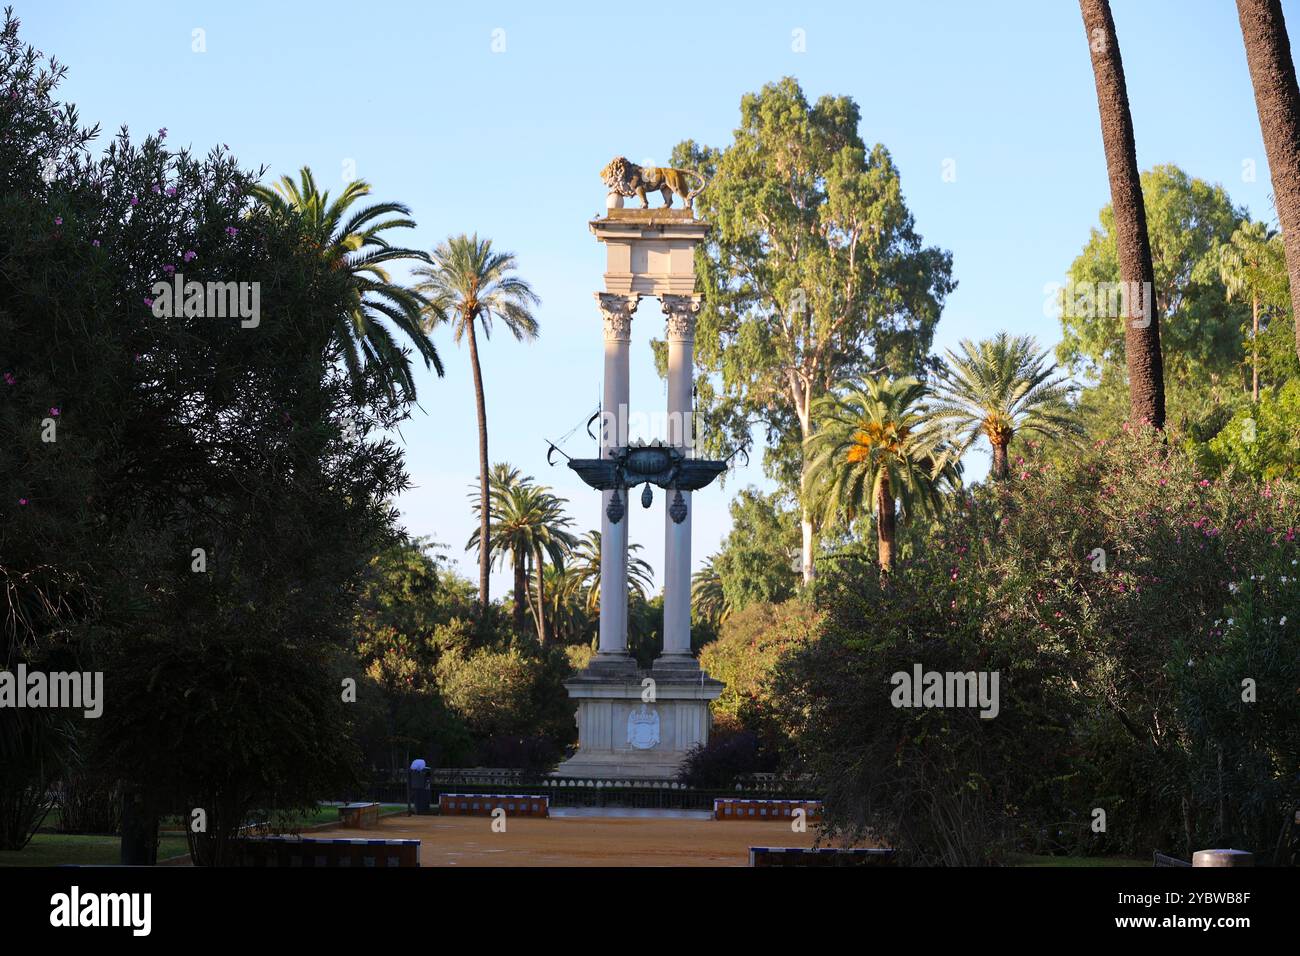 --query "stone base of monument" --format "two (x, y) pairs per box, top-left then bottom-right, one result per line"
(556, 661), (723, 779)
